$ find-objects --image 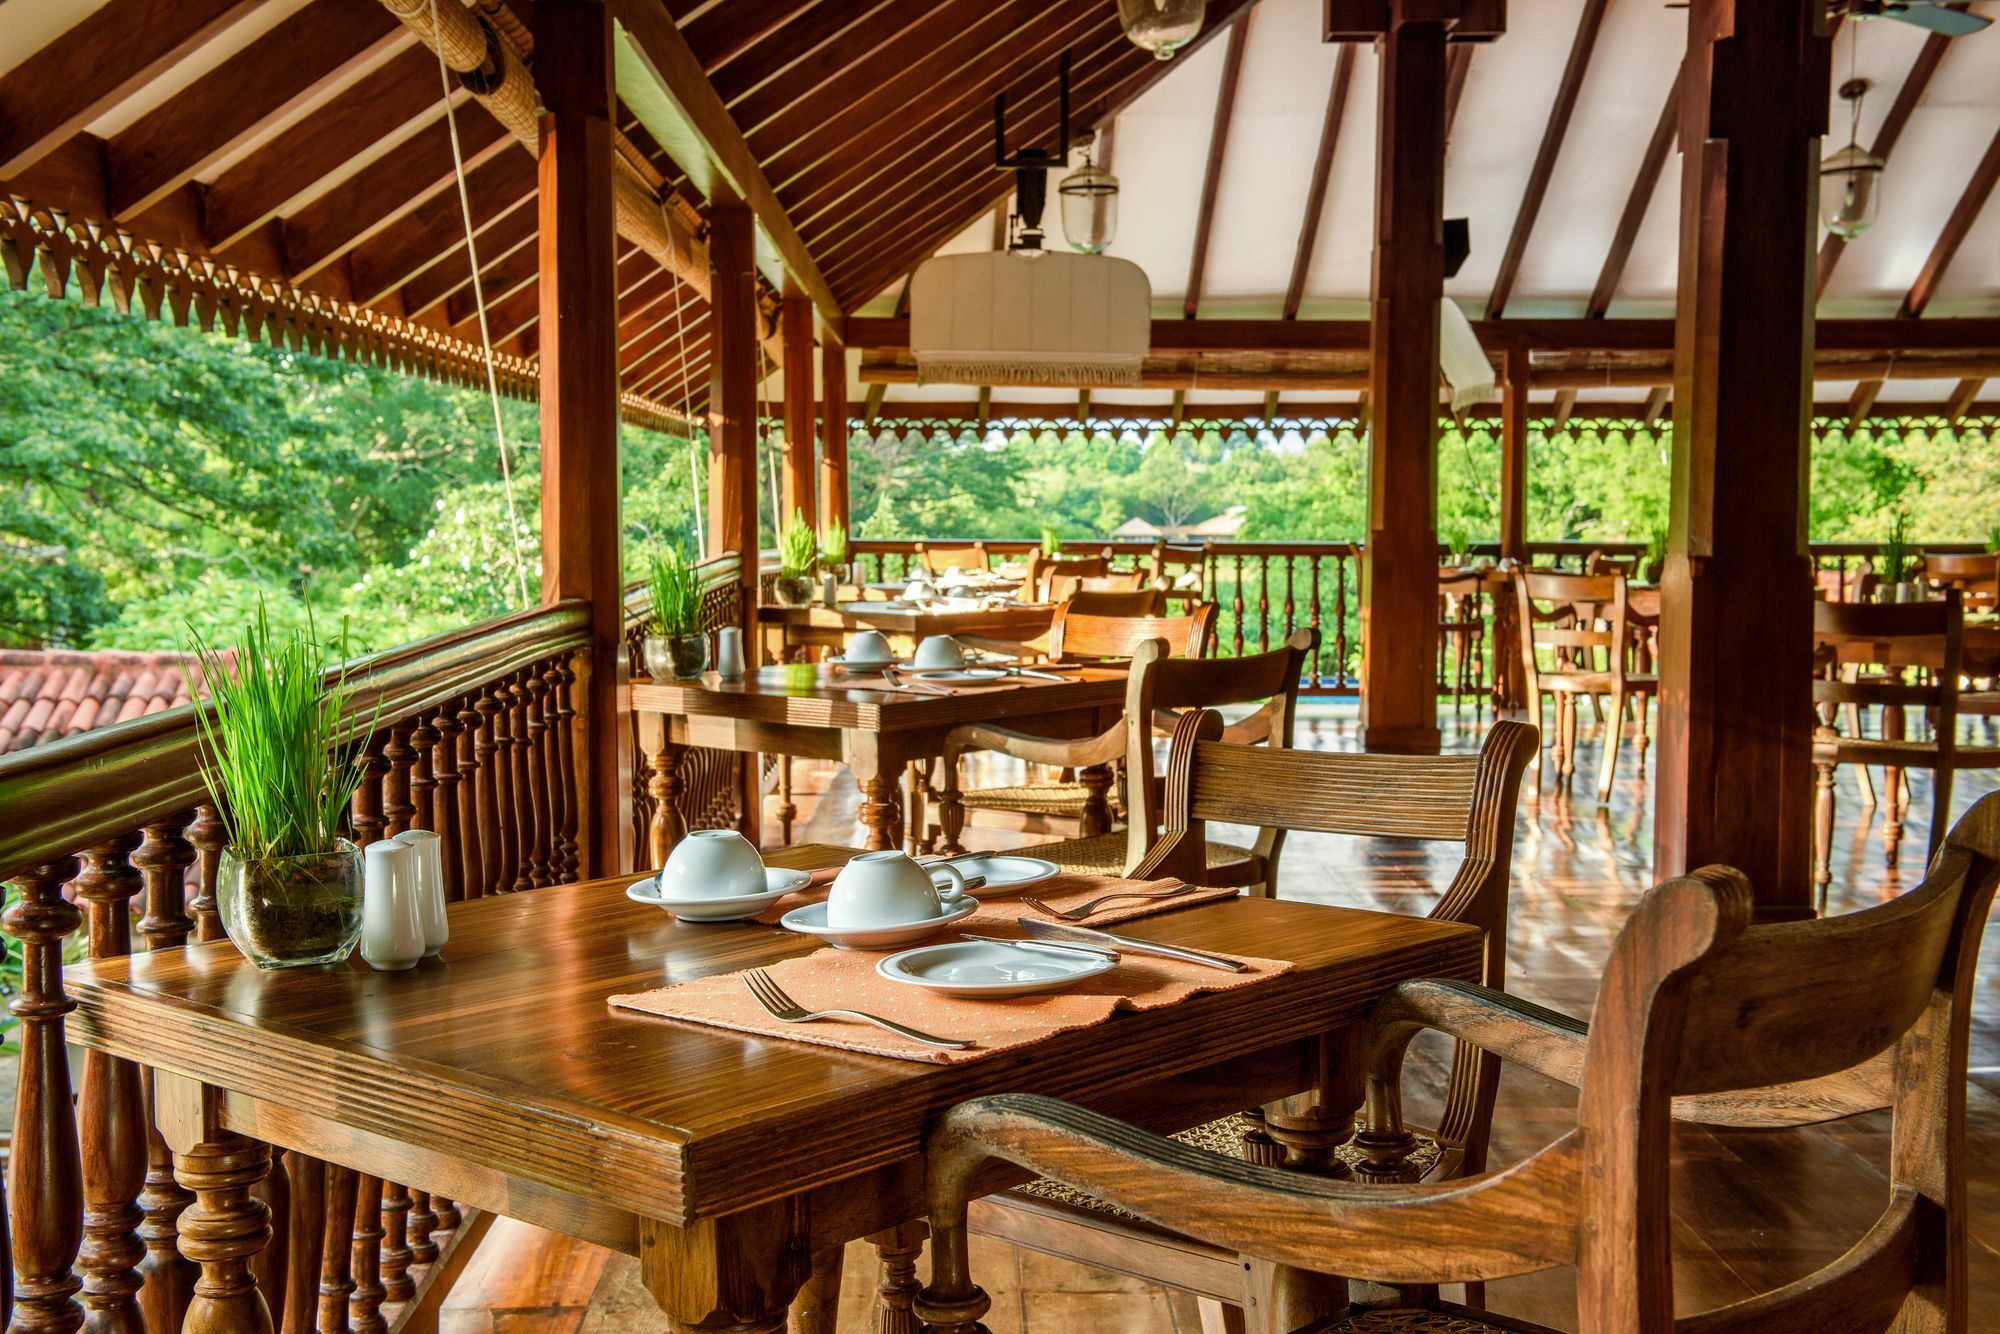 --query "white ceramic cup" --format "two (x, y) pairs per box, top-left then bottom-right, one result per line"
(912, 635), (966, 669)
(845, 630), (894, 665)
(394, 829), (448, 957)
(904, 577), (938, 604)
(826, 851), (969, 929)
(659, 829), (766, 900)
